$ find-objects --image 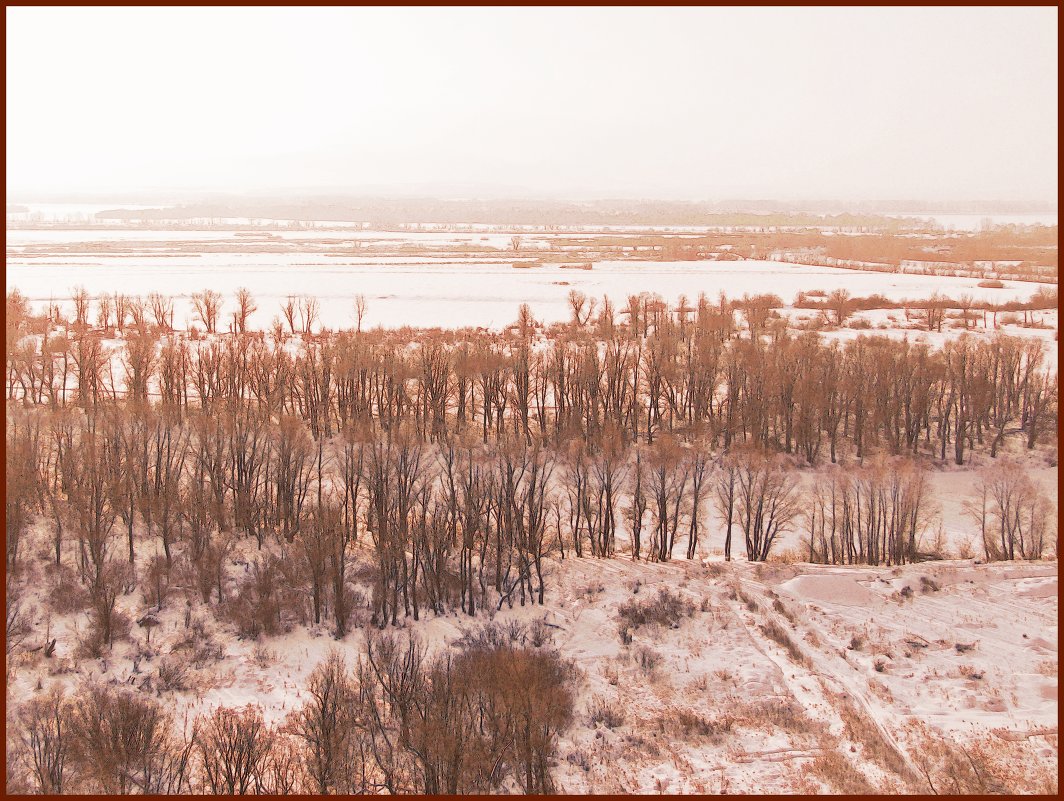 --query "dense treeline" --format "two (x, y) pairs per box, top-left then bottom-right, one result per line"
(7, 288), (1057, 462)
(7, 625), (575, 794)
(5, 290), (1056, 604)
